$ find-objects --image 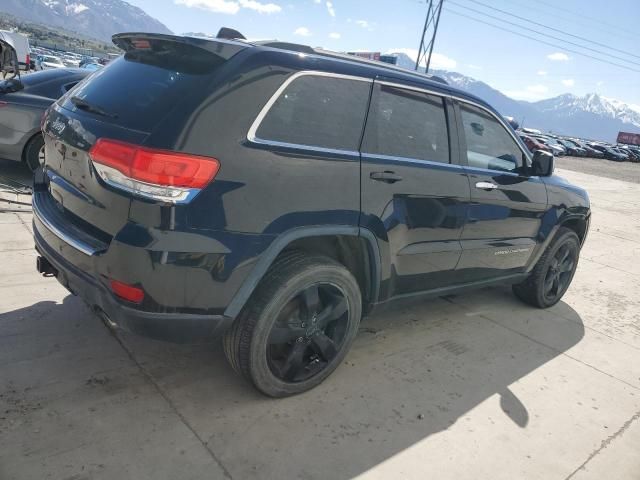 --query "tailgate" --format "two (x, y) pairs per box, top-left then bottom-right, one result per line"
(41, 104), (147, 237)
